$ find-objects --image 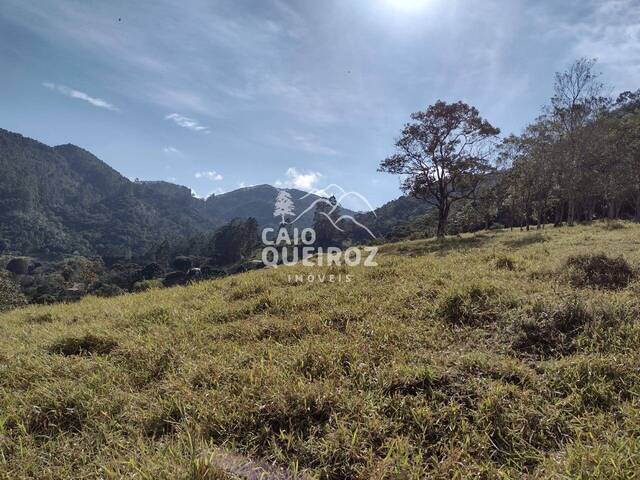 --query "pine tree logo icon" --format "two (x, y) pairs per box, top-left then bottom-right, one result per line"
(273, 190), (295, 224)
